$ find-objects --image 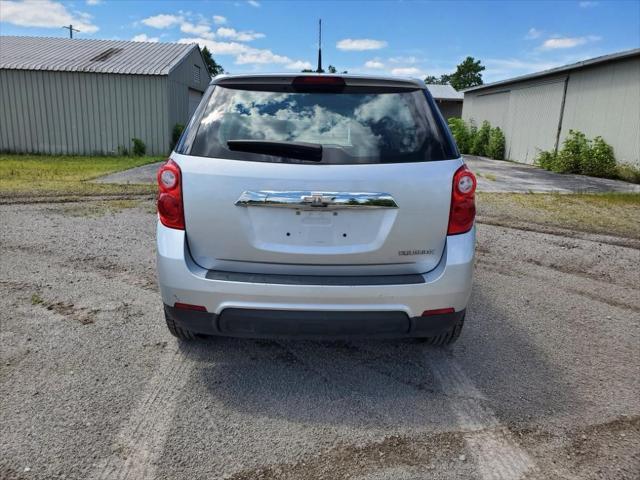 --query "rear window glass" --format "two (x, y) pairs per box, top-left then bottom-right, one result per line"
(186, 85), (456, 164)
